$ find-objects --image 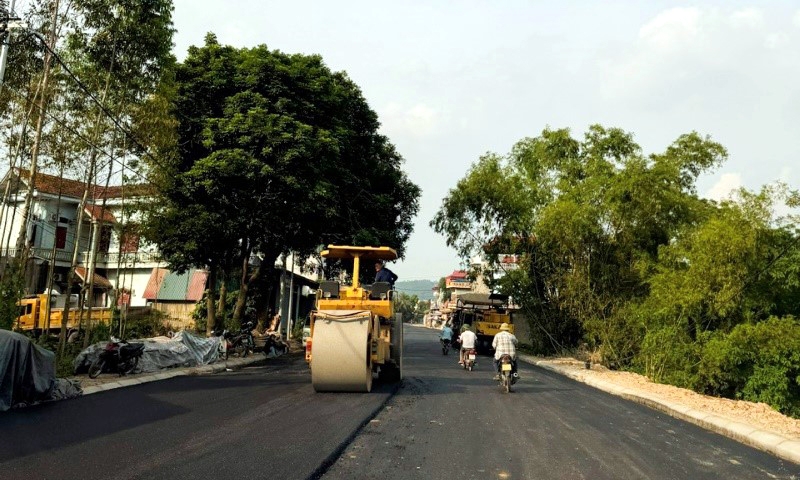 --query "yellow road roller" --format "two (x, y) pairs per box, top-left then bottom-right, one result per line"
(305, 245), (403, 392)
